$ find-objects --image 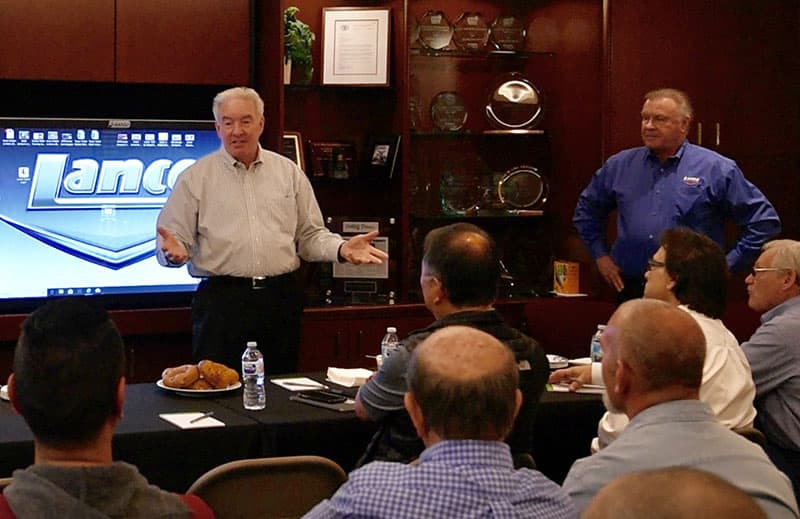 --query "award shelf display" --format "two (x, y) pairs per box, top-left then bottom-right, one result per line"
(430, 91), (468, 132)
(417, 10), (453, 50)
(452, 12), (490, 51)
(485, 73), (544, 130)
(490, 15), (526, 51)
